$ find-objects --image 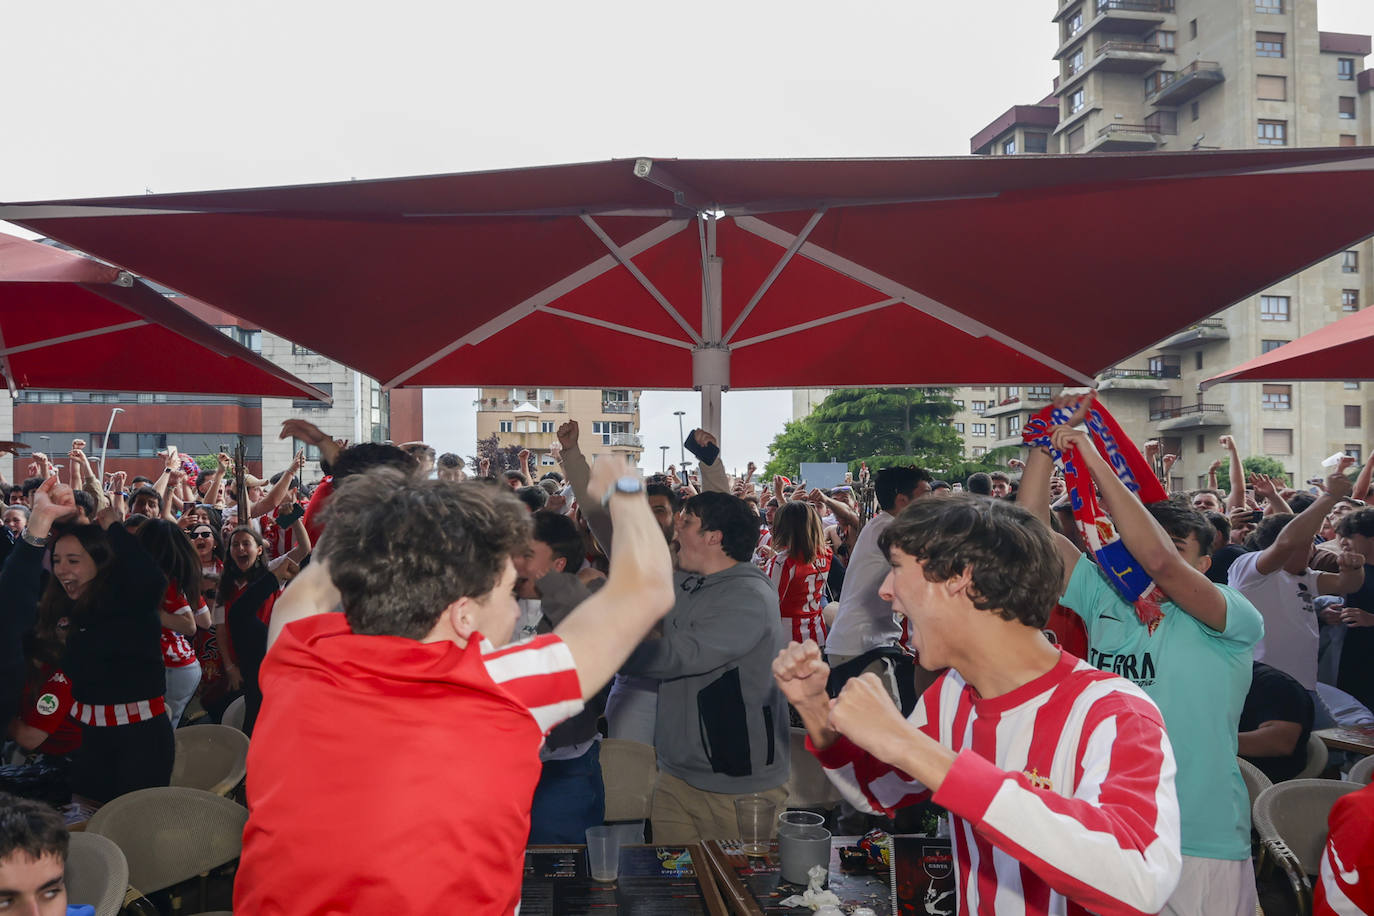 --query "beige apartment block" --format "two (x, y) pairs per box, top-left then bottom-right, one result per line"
(475, 387), (644, 470)
(962, 0), (1373, 485)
